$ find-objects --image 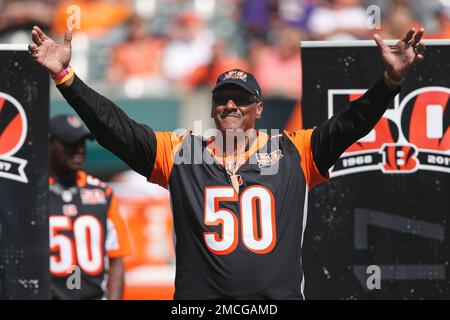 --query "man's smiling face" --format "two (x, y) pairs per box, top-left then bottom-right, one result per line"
(211, 84), (263, 133)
